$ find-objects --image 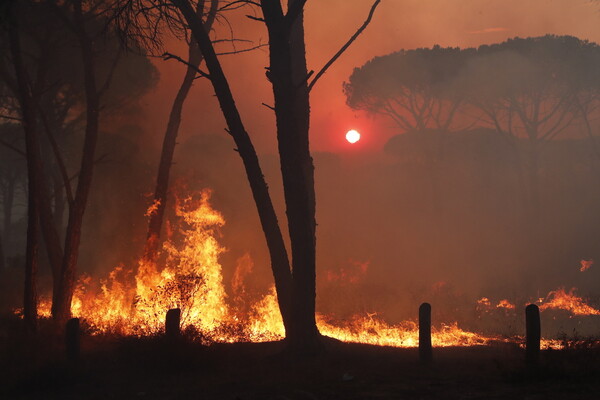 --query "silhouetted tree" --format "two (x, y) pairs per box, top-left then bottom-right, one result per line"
(465, 36), (600, 227)
(6, 1), (42, 330)
(344, 46), (470, 133)
(143, 0), (218, 263)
